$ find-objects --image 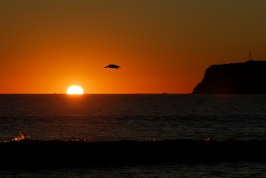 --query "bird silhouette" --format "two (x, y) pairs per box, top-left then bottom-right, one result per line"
(104, 64), (121, 69)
